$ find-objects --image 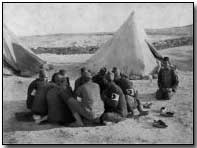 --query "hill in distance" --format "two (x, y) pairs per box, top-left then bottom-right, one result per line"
(145, 24), (193, 36)
(21, 24), (193, 38)
(19, 24), (193, 49)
